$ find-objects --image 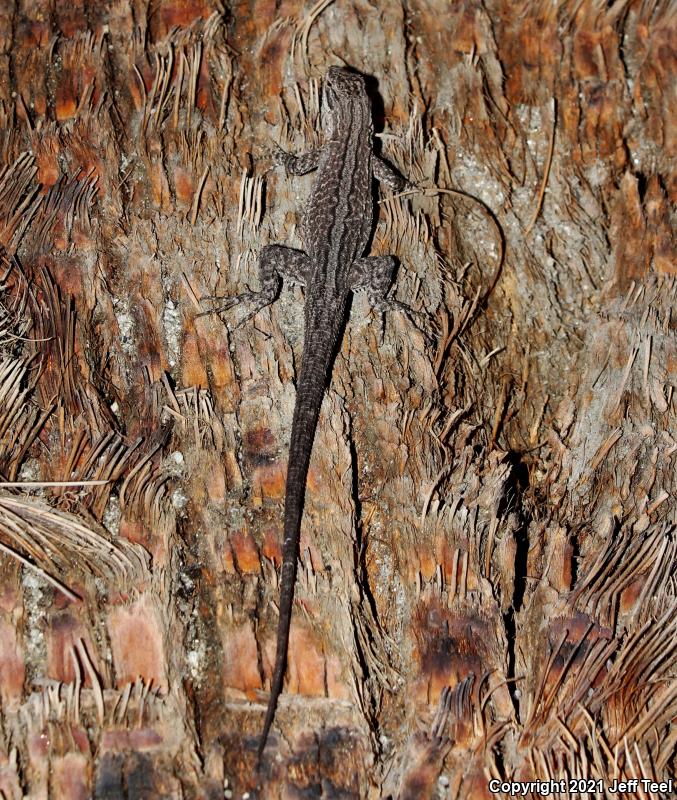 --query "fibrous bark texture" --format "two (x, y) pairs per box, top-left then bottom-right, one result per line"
(0, 1), (675, 798)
